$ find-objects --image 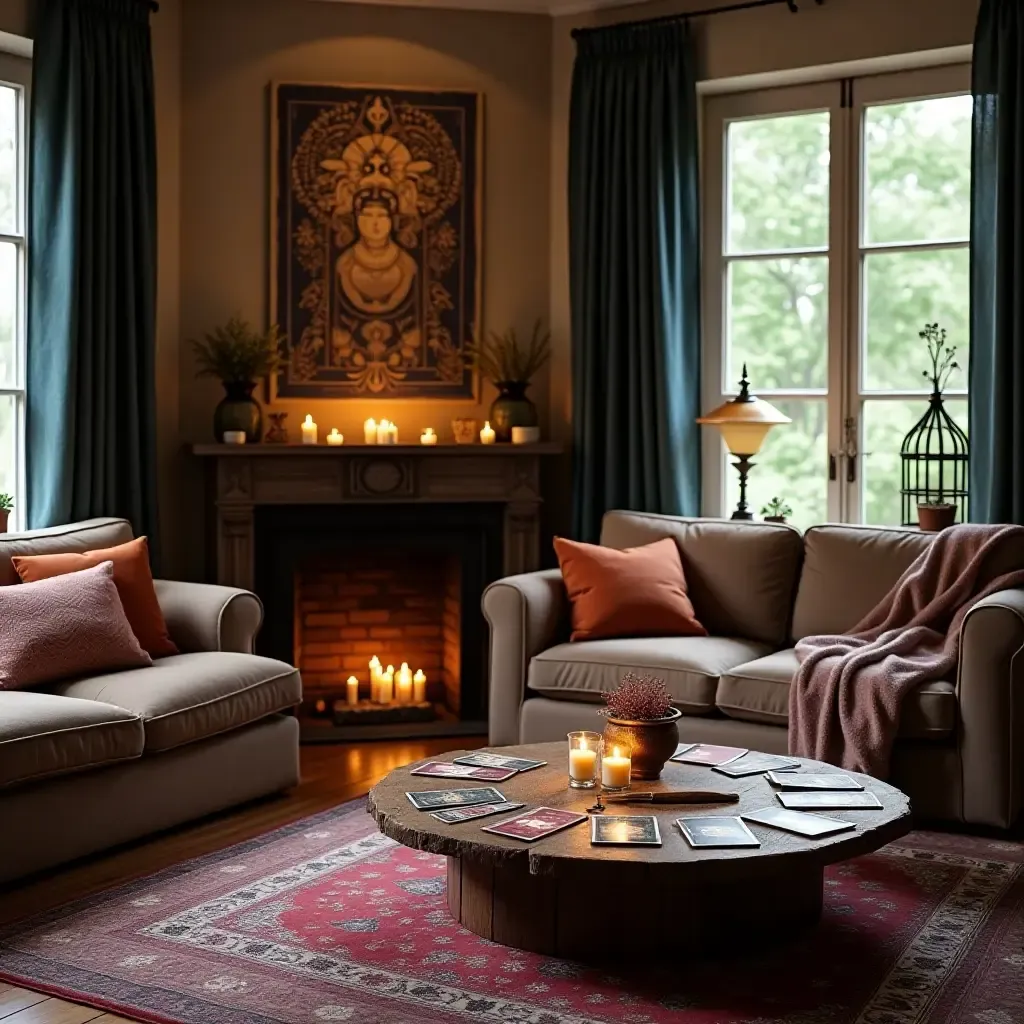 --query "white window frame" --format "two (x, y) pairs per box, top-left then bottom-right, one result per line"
(701, 63), (971, 526)
(0, 52), (28, 530)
